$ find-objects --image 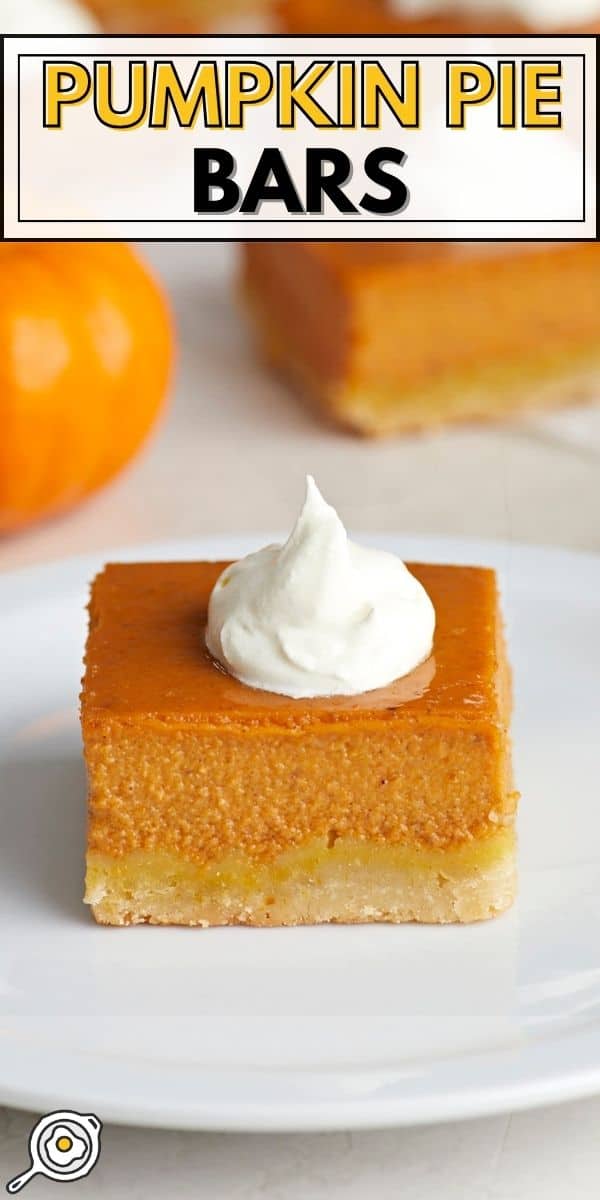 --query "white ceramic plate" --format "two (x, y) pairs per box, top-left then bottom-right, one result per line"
(1, 535), (599, 1132)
